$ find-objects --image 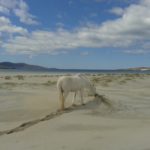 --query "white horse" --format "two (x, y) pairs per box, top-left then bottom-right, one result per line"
(57, 74), (96, 110)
